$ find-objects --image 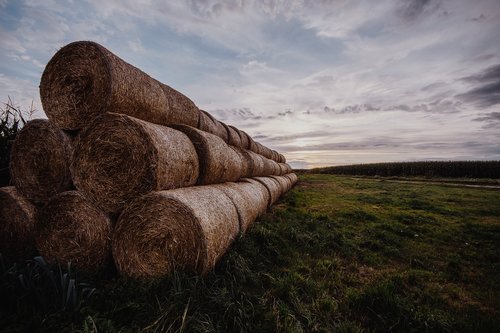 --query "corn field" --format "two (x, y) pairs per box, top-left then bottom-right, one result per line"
(311, 161), (500, 179)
